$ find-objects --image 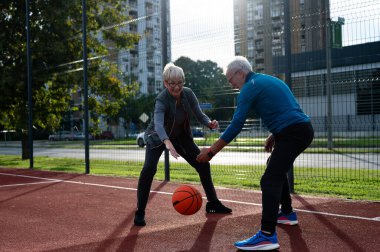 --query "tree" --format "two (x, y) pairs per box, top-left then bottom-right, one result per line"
(174, 57), (236, 127)
(122, 94), (156, 133)
(0, 1), (140, 158)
